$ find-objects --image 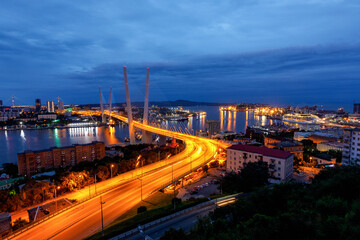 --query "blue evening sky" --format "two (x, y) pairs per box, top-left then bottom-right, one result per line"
(0, 0), (359, 110)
